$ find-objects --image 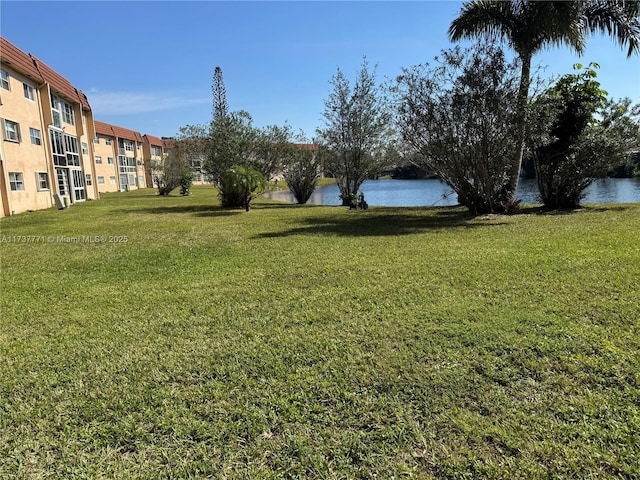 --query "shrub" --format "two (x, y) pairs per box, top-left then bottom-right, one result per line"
(219, 165), (266, 211)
